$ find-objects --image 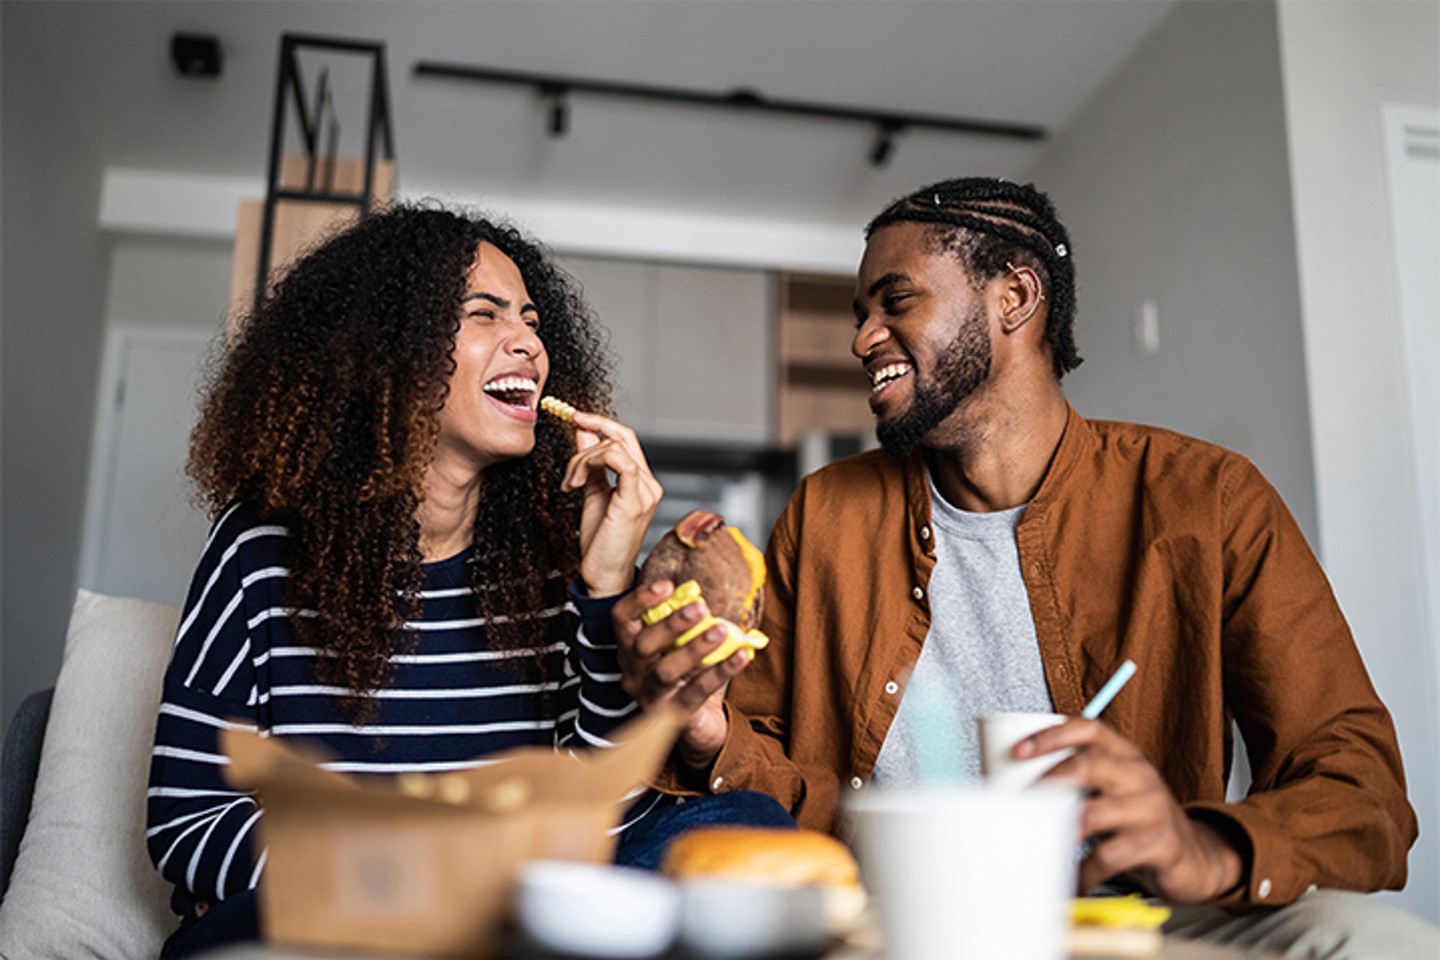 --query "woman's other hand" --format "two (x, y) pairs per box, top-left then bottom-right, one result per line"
(562, 410), (663, 596)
